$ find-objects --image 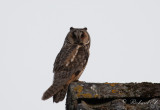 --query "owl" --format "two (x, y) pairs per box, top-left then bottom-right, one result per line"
(42, 27), (90, 103)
